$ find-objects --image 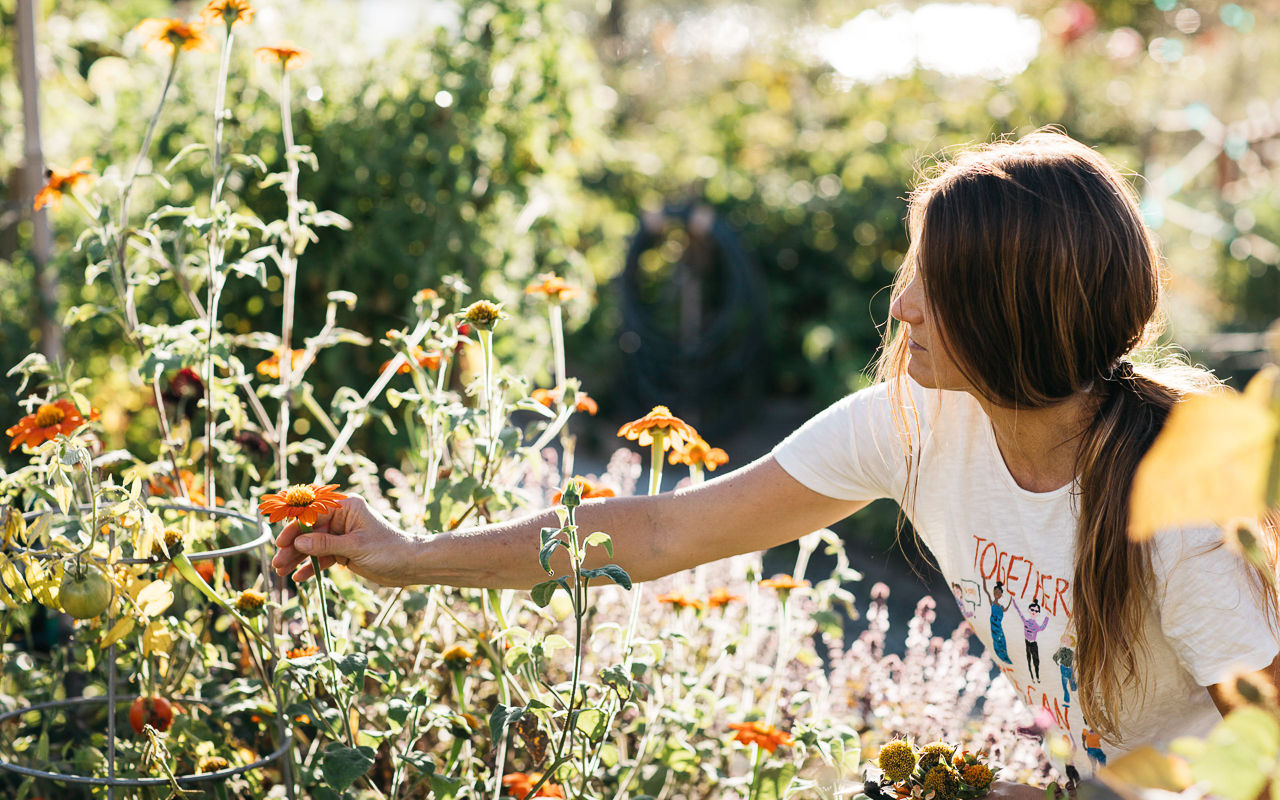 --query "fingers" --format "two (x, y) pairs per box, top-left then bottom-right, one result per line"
(291, 555), (336, 583)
